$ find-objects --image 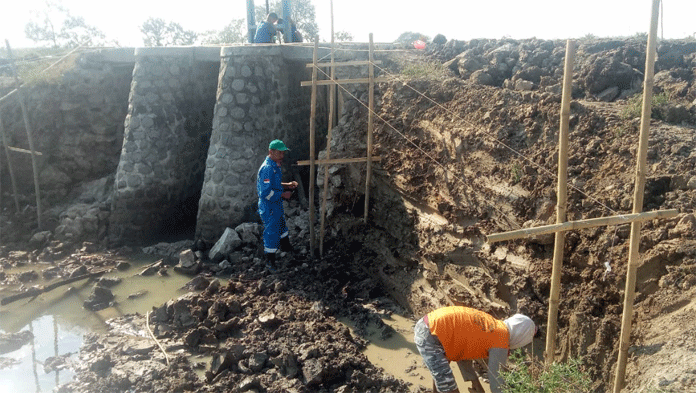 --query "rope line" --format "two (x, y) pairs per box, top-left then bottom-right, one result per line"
(309, 55), (636, 232)
(367, 60), (626, 219)
(309, 63), (524, 230)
